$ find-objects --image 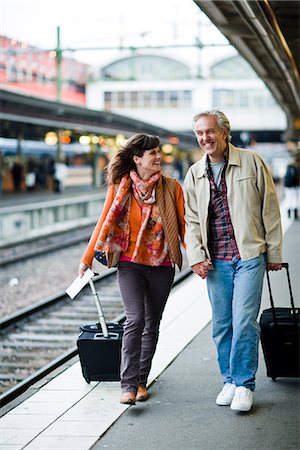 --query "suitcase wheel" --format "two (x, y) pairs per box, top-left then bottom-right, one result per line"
(271, 377), (277, 382)
(82, 367), (91, 384)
